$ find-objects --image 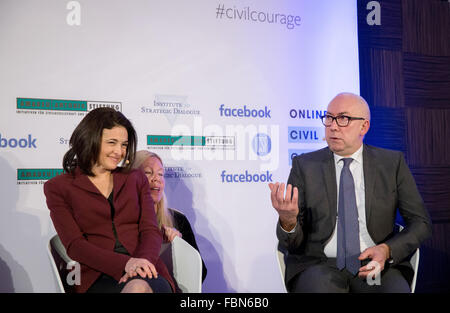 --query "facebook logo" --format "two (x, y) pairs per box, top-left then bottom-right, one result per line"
(0, 134), (37, 148)
(220, 170), (273, 183)
(219, 104), (271, 118)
